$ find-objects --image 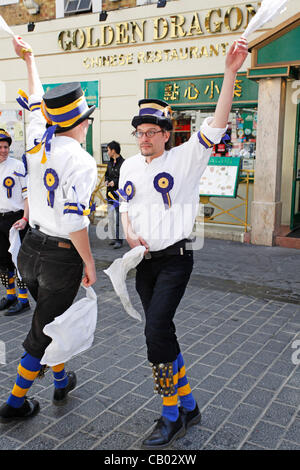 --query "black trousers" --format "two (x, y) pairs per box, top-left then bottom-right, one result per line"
(18, 229), (83, 360)
(0, 210), (27, 272)
(136, 251), (193, 364)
